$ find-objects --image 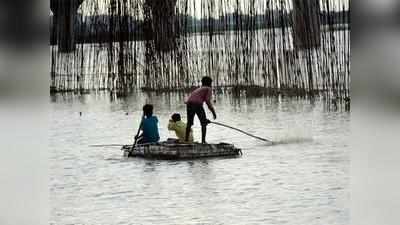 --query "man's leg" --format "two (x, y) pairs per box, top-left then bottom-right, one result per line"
(201, 126), (207, 144)
(196, 106), (208, 144)
(185, 104), (195, 142)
